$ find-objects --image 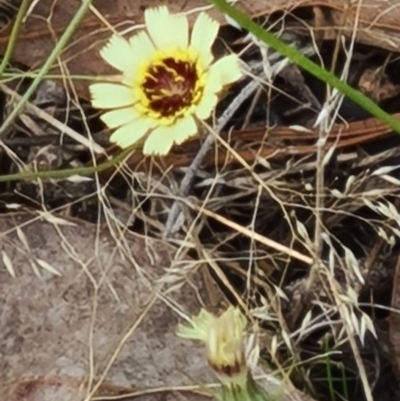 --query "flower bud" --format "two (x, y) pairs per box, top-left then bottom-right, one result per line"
(177, 307), (271, 401)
